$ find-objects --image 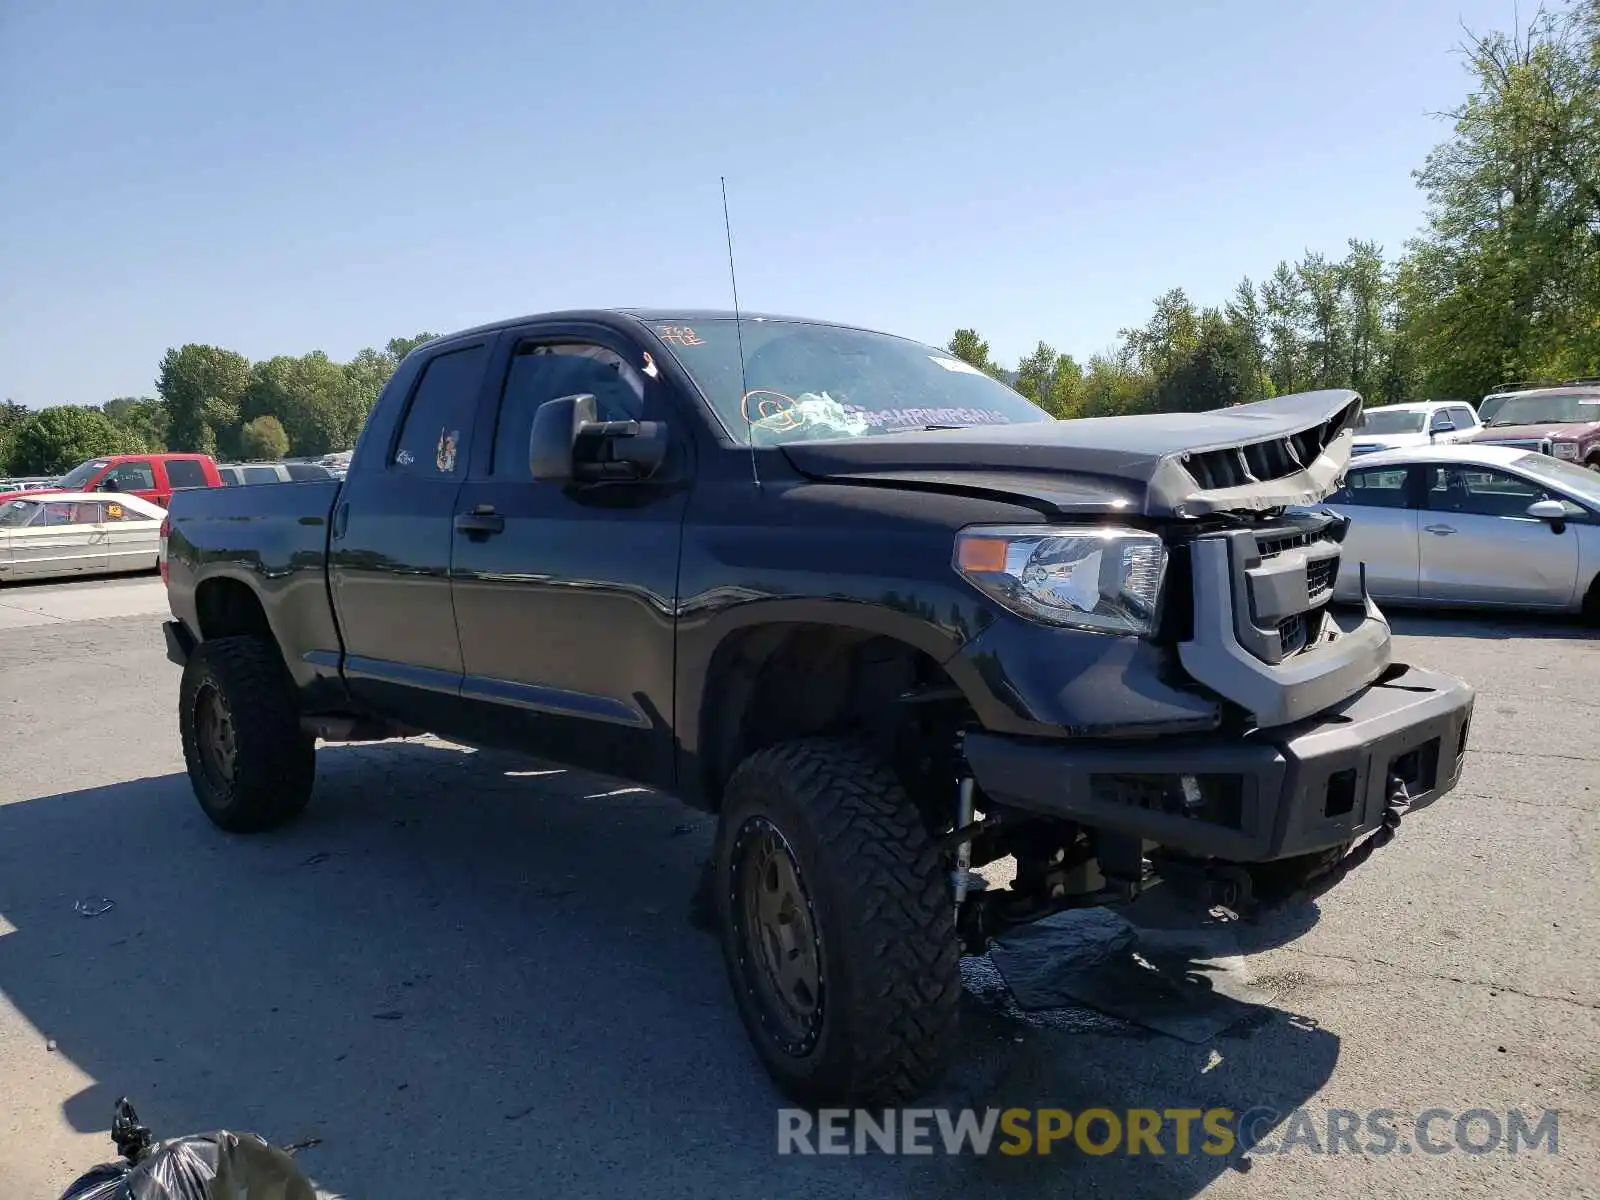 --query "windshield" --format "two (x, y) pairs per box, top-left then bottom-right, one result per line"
(56, 459), (107, 489)
(1357, 409), (1426, 435)
(651, 318), (1052, 445)
(1512, 452), (1600, 507)
(1488, 394), (1600, 426)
